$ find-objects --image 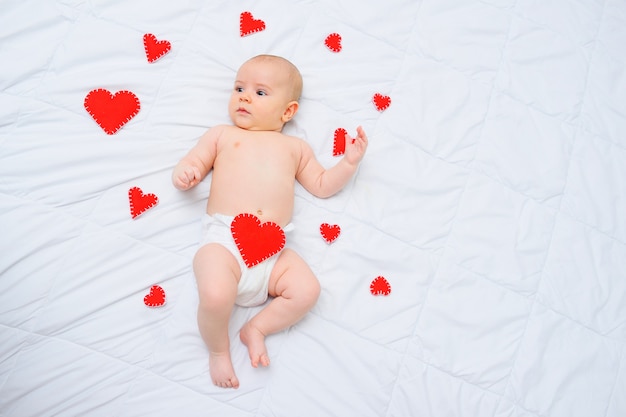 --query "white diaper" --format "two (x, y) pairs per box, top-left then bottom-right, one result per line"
(199, 213), (293, 307)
